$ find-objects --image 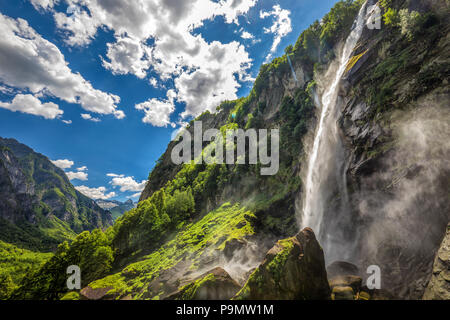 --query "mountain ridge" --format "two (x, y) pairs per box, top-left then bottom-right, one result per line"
(0, 137), (113, 251)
